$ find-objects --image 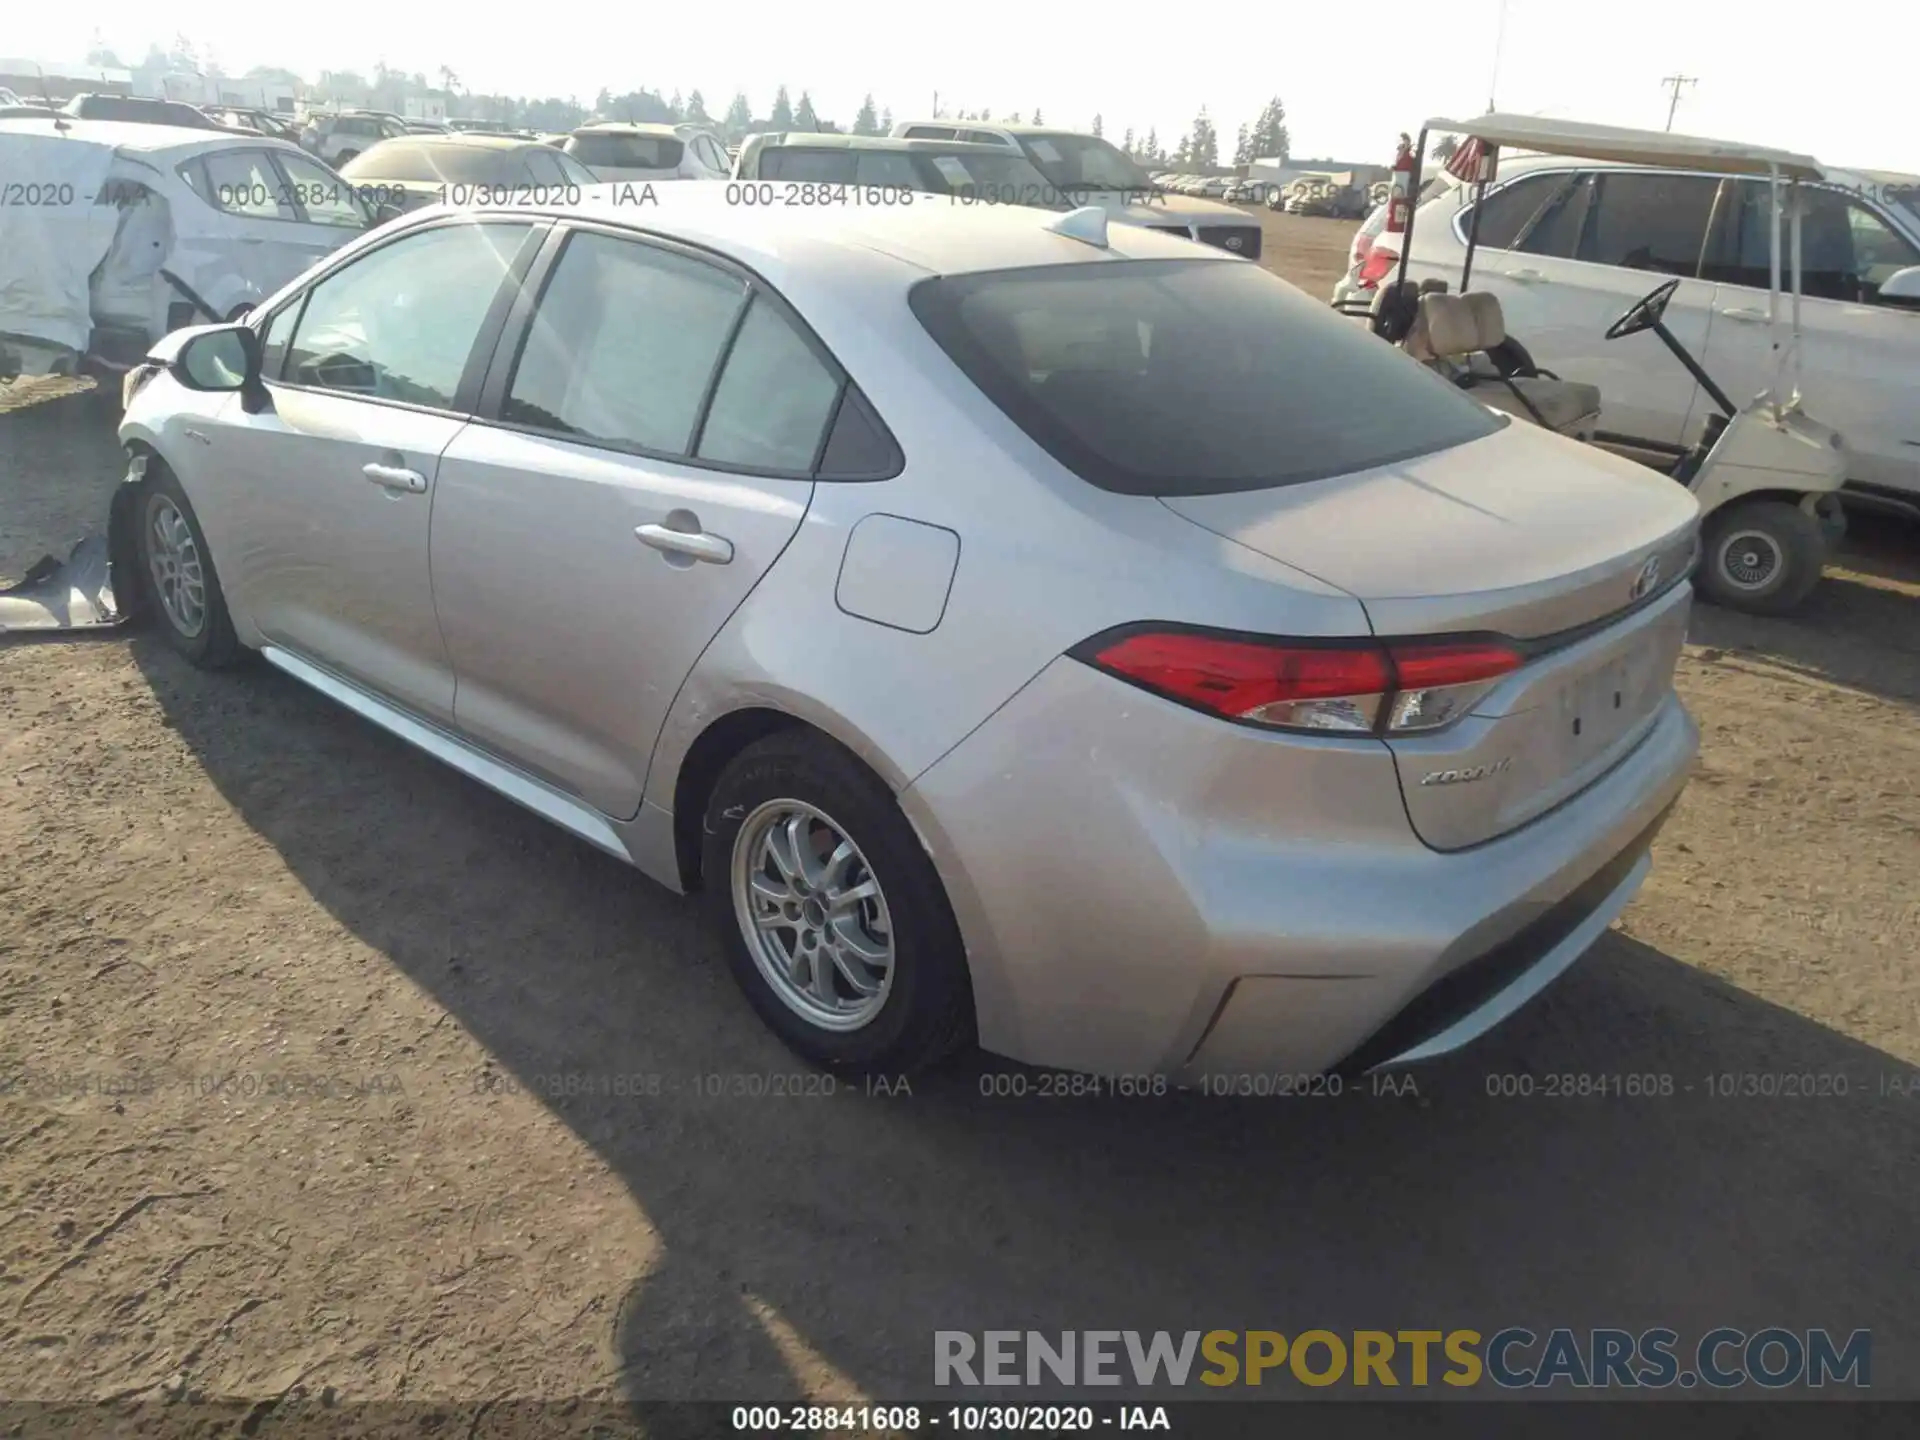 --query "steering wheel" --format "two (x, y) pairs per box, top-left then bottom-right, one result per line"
(1605, 277), (1682, 340)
